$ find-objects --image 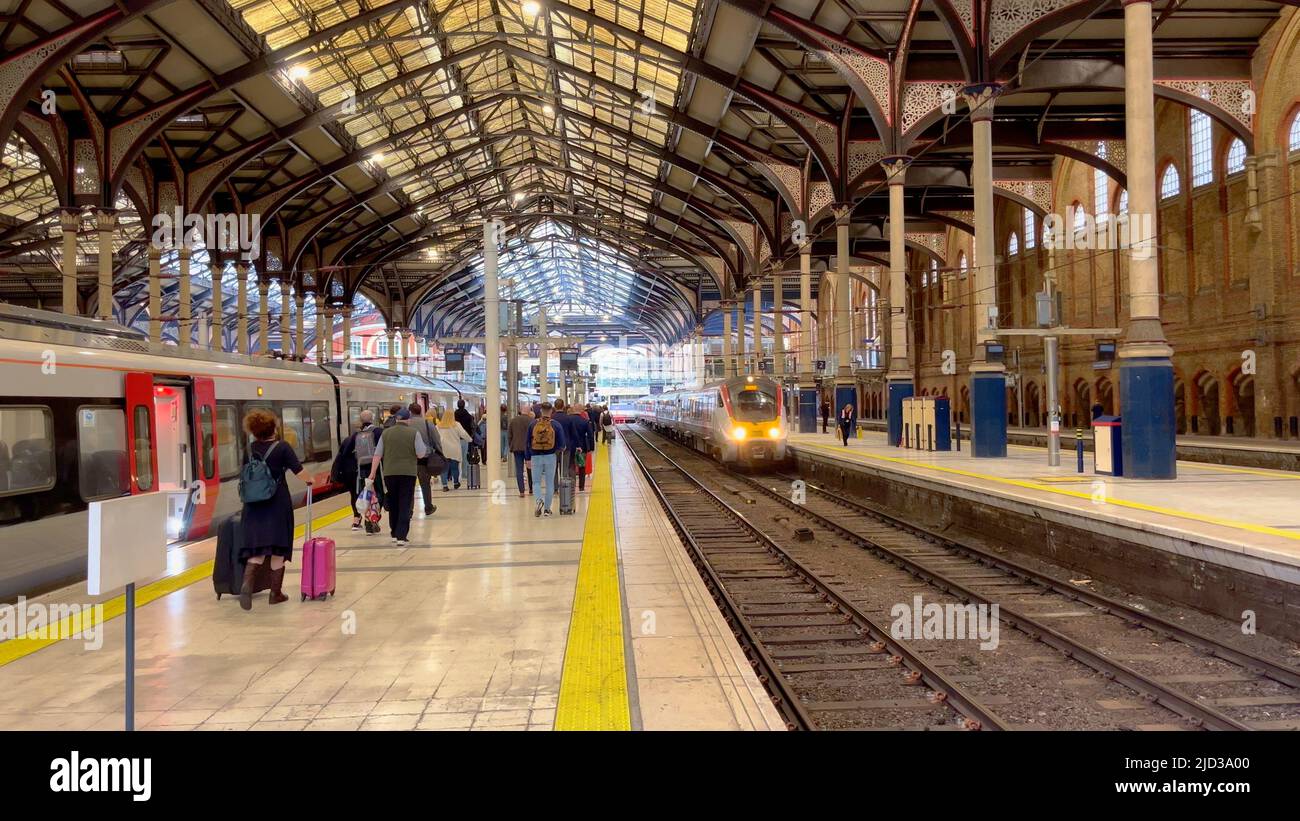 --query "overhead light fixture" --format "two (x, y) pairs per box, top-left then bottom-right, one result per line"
(543, 103), (555, 116)
(523, 0), (541, 15)
(287, 65), (310, 82)
(369, 151), (385, 164)
(513, 192), (524, 203)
